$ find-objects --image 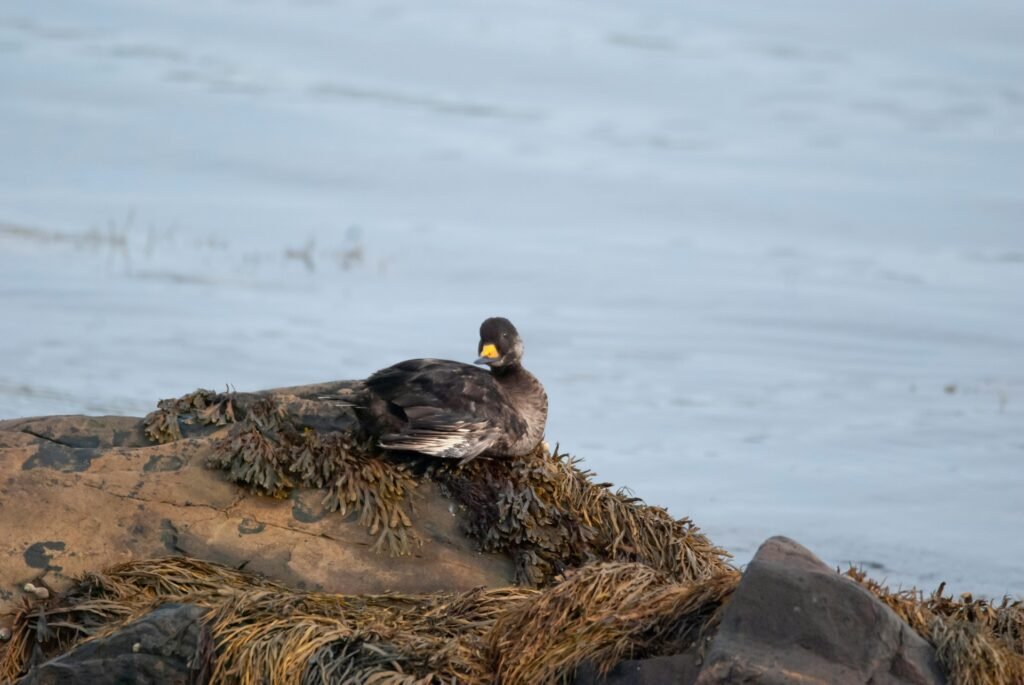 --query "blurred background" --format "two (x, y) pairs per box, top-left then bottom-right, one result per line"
(1, 0), (1022, 597)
